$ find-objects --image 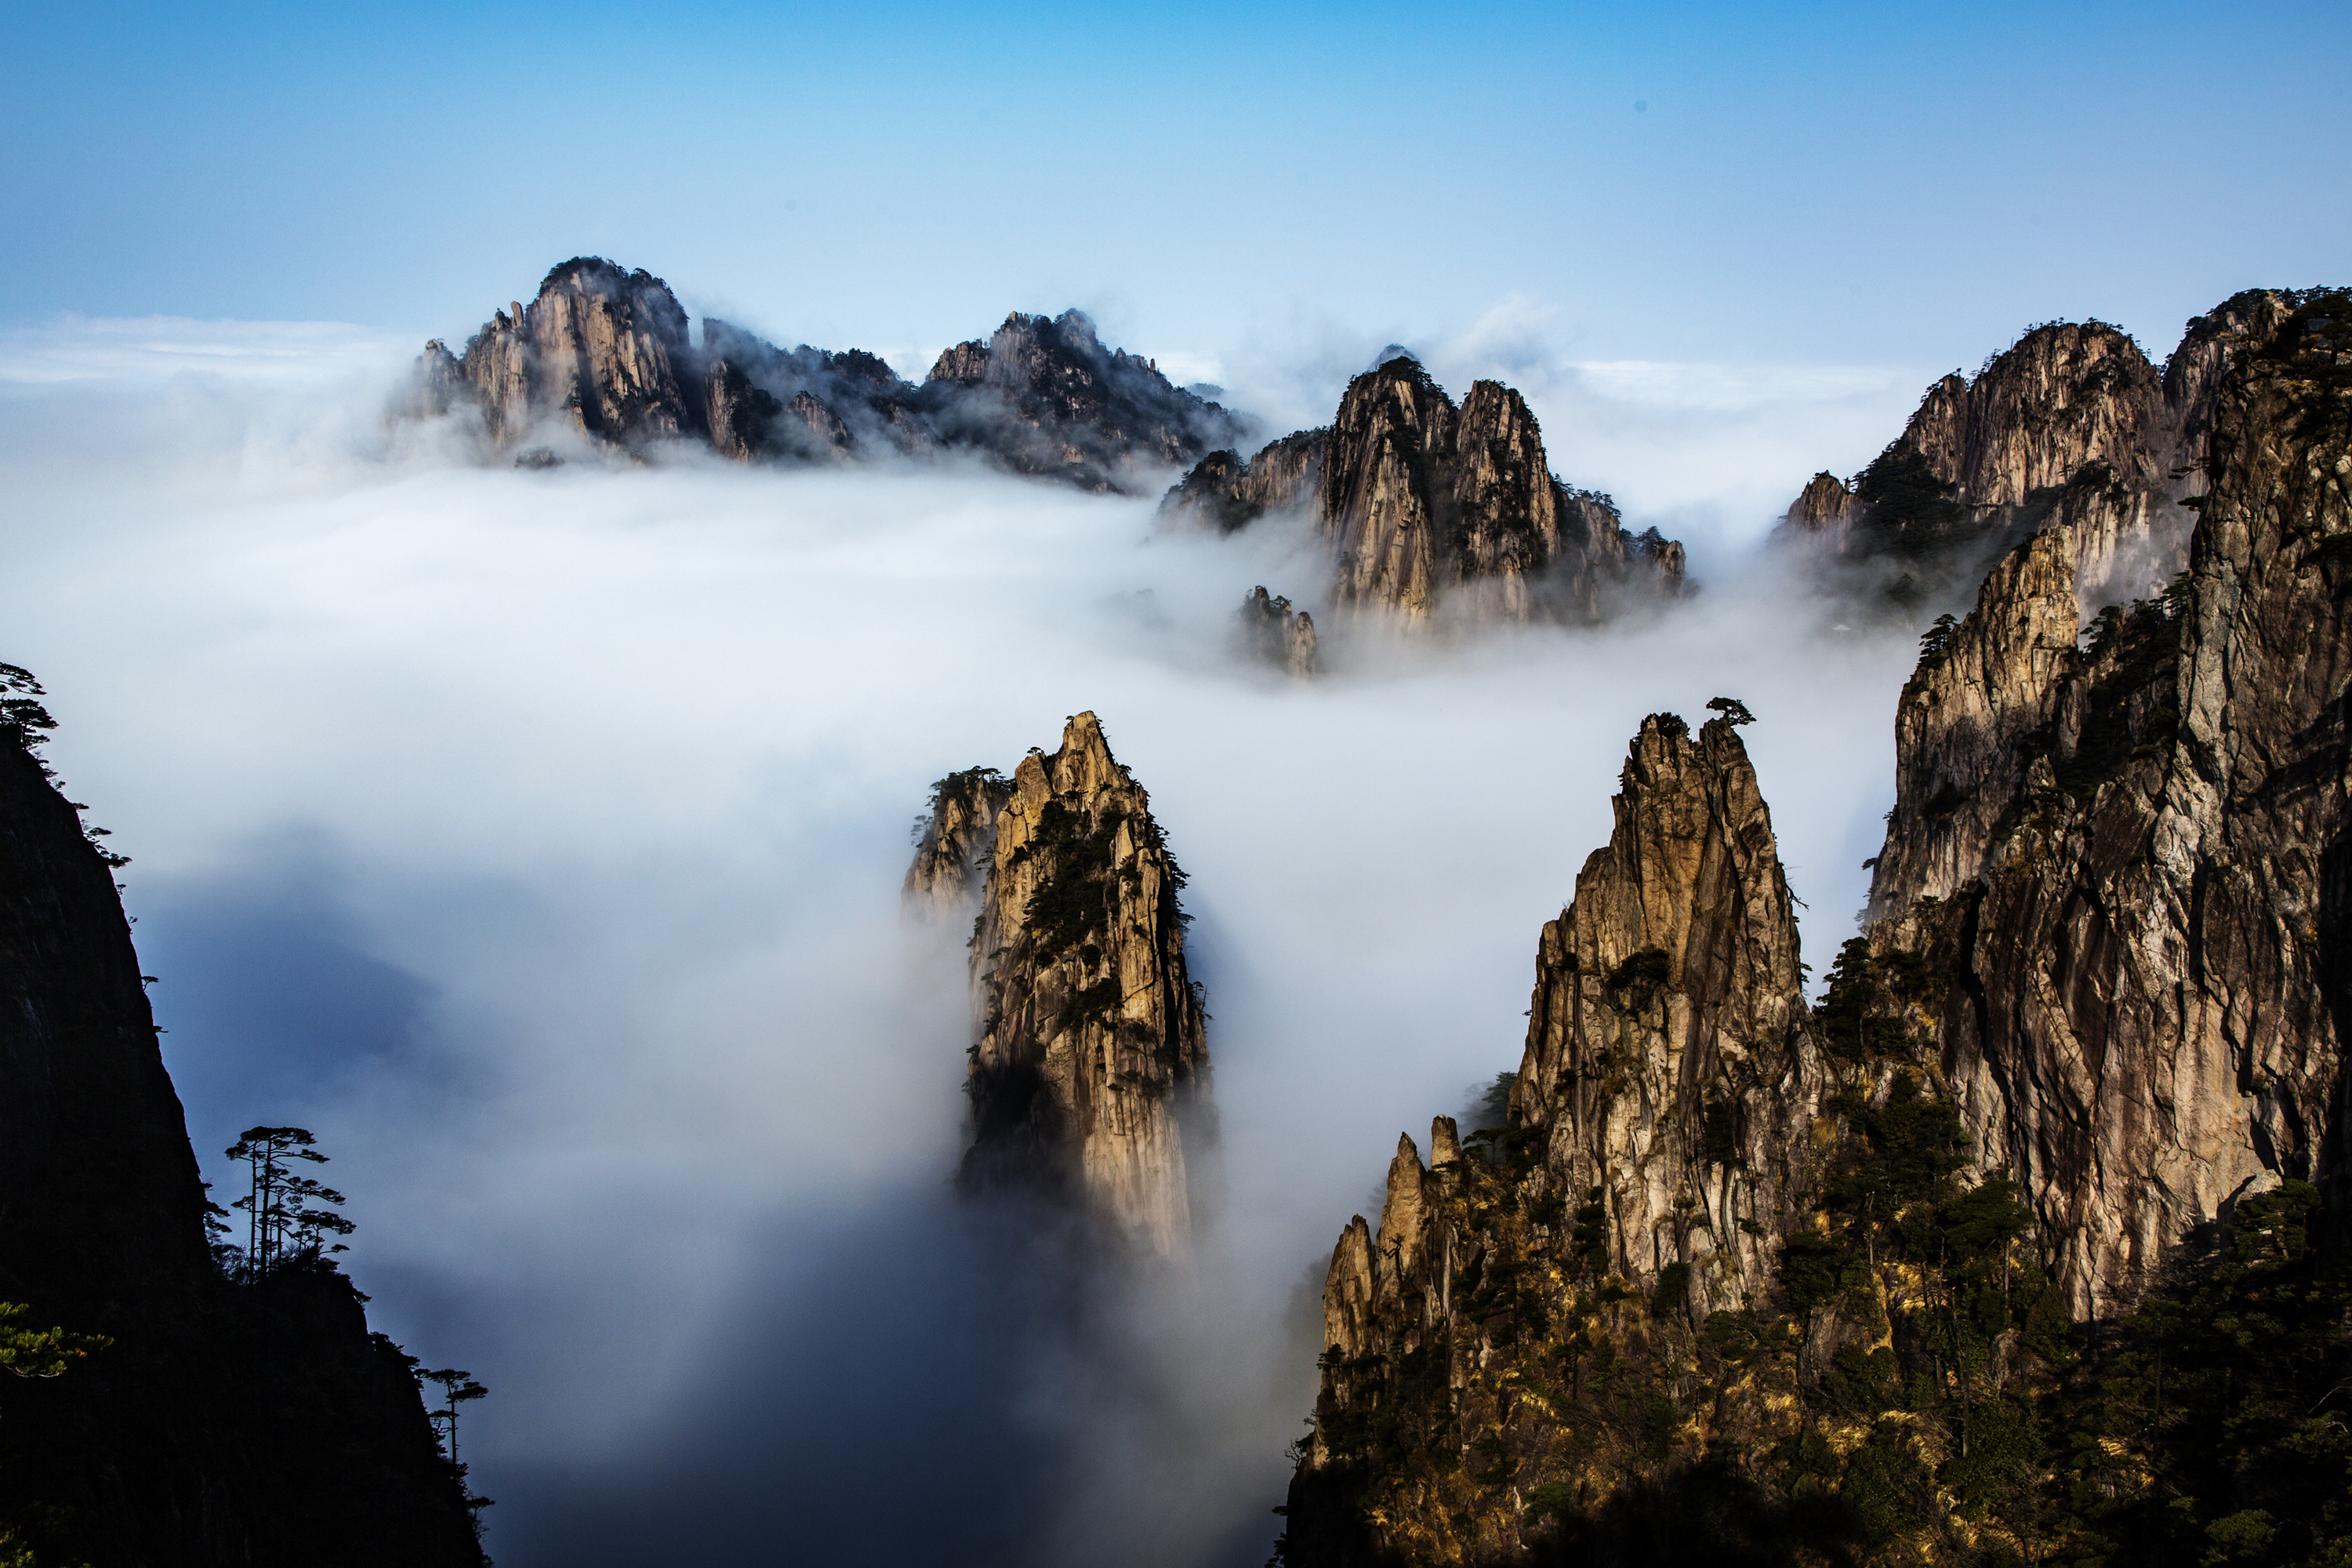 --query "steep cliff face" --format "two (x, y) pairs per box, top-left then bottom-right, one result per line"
(902, 767), (1014, 917)
(1786, 297), (2299, 603)
(0, 690), (481, 1566)
(1159, 429), (1329, 532)
(408, 260), (1239, 491)
(1860, 288), (2352, 1316)
(452, 258), (706, 450)
(1287, 715), (1829, 1563)
(1509, 715), (1825, 1305)
(906, 714), (1210, 1254)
